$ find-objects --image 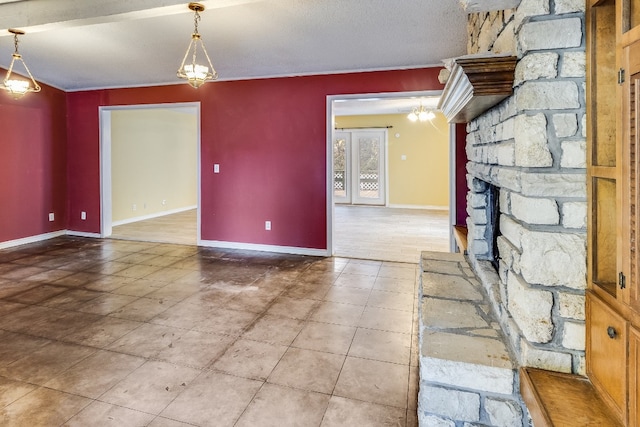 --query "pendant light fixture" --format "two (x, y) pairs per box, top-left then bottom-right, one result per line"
(3, 29), (41, 99)
(177, 2), (218, 88)
(407, 105), (435, 122)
